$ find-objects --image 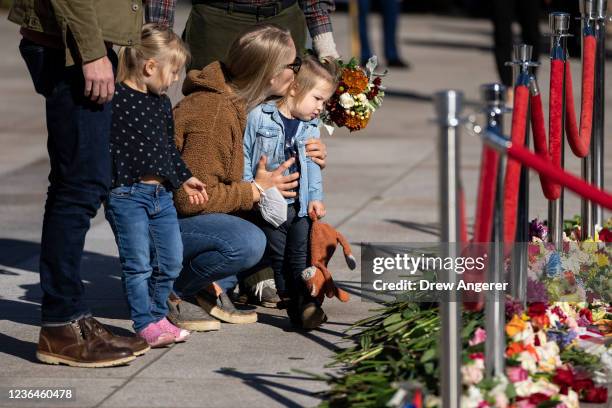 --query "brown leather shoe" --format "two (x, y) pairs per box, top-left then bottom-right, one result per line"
(36, 320), (136, 368)
(81, 317), (150, 356)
